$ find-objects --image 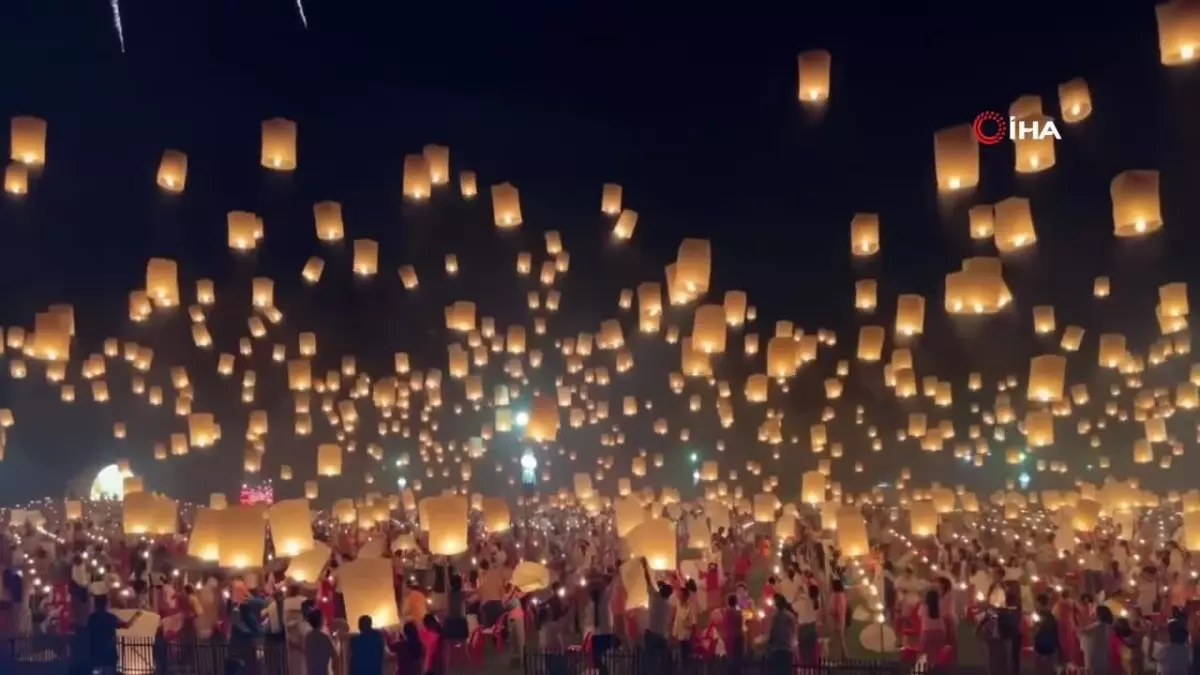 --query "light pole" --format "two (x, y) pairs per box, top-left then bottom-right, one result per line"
(520, 452), (537, 550)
